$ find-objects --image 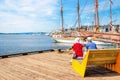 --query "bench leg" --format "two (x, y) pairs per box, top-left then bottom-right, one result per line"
(115, 52), (120, 73)
(100, 52), (120, 73)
